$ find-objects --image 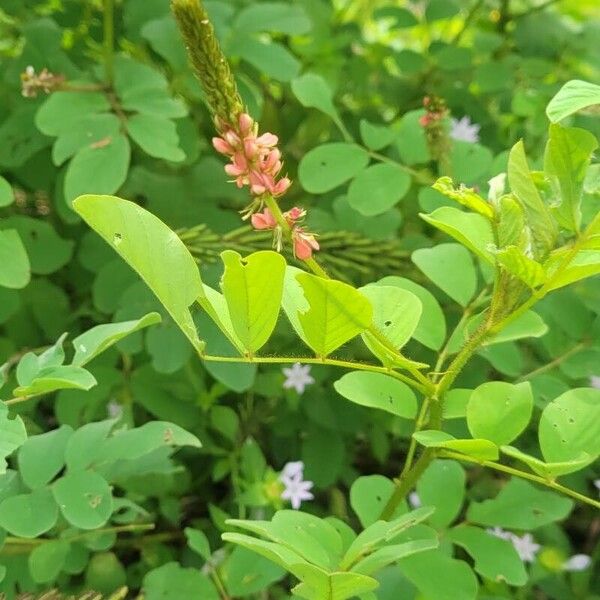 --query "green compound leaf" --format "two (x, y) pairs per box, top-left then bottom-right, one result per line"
(538, 388), (600, 463)
(298, 143), (369, 194)
(13, 365), (97, 397)
(347, 164), (411, 216)
(73, 195), (205, 352)
(292, 273), (372, 357)
(359, 284), (422, 366)
(52, 470), (113, 530)
(72, 312), (162, 366)
(28, 539), (70, 584)
(0, 229), (30, 289)
(544, 124), (598, 231)
(546, 79), (600, 123)
(333, 371), (417, 418)
(0, 487), (58, 537)
(412, 243), (477, 306)
(220, 250), (286, 354)
(467, 479), (573, 530)
(126, 113), (186, 162)
(413, 430), (499, 461)
(64, 134), (131, 206)
(448, 525), (527, 587)
(420, 206), (495, 263)
(18, 425), (73, 489)
(466, 381), (533, 446)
